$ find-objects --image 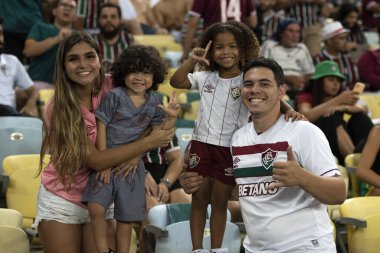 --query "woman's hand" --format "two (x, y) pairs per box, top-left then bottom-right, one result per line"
(113, 157), (140, 180)
(336, 90), (359, 106)
(96, 168), (111, 184)
(146, 128), (176, 148)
